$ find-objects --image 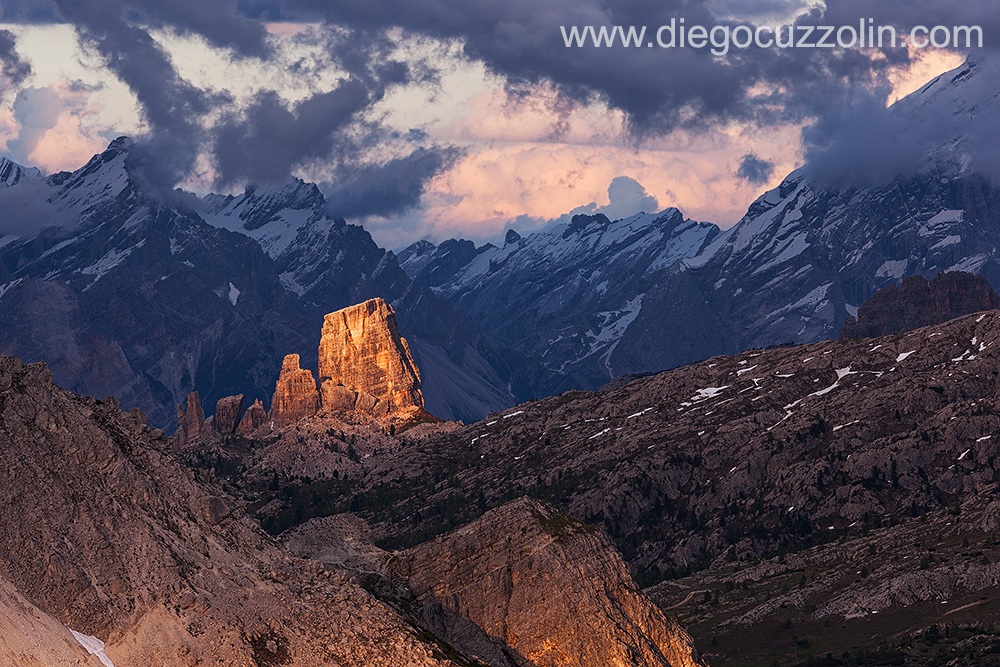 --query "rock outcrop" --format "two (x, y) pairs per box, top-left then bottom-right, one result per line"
(390, 498), (704, 667)
(237, 398), (267, 435)
(841, 271), (1000, 339)
(269, 354), (320, 426)
(213, 393), (244, 435)
(173, 390), (205, 448)
(318, 298), (424, 419)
